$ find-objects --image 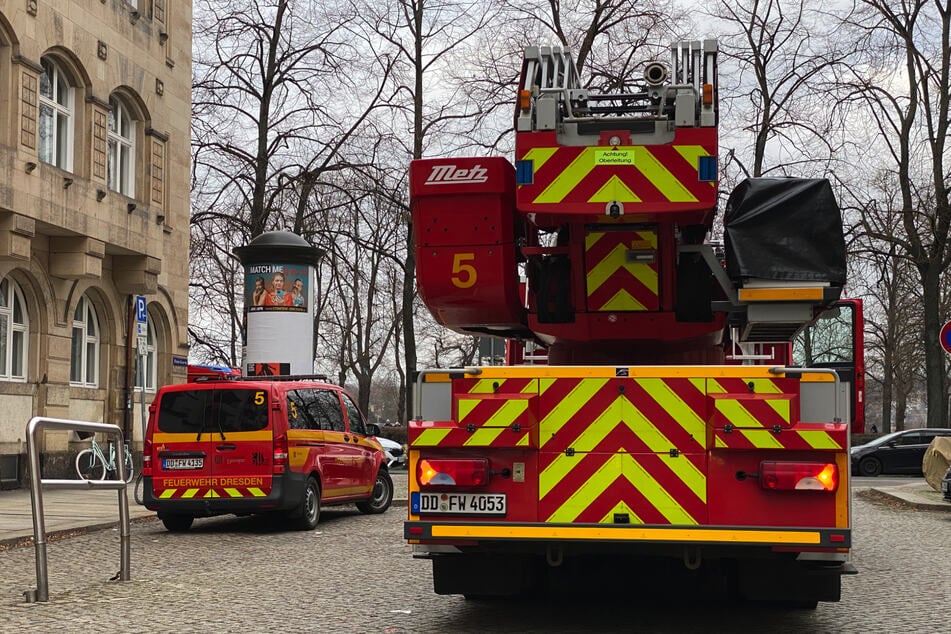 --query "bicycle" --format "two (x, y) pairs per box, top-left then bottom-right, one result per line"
(75, 435), (135, 483)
